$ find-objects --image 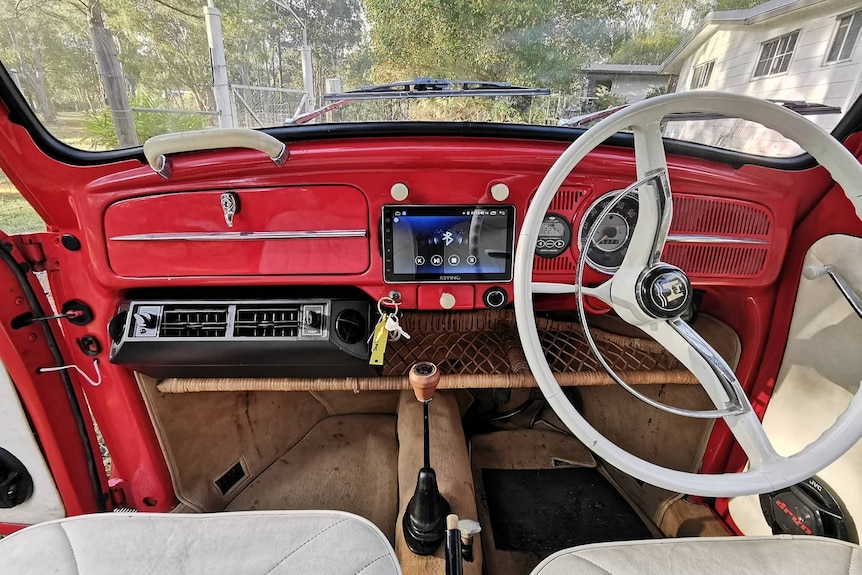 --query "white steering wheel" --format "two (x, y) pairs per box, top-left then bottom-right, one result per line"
(515, 91), (862, 497)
